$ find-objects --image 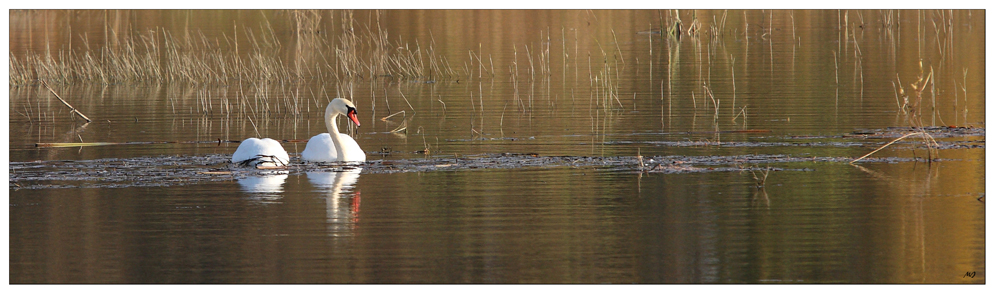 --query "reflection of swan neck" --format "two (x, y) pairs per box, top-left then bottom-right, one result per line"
(325, 103), (346, 161)
(312, 169), (362, 236)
